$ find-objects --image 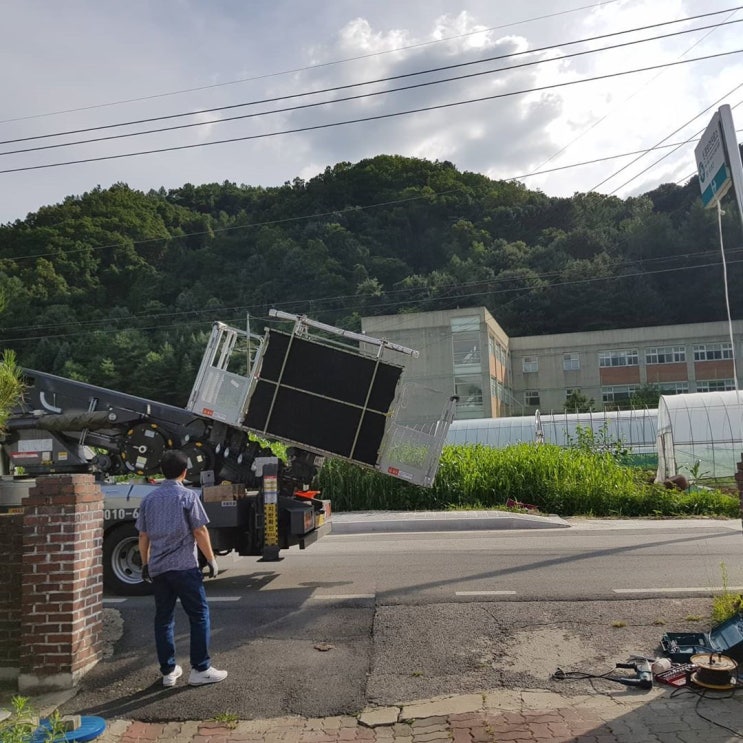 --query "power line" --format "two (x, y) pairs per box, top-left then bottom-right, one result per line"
(591, 82), (743, 192)
(527, 5), (742, 175)
(605, 98), (743, 195)
(5, 243), (741, 340)
(2, 8), (736, 149)
(0, 1), (624, 125)
(5, 123), (741, 268)
(3, 18), (741, 159)
(2, 48), (740, 176)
